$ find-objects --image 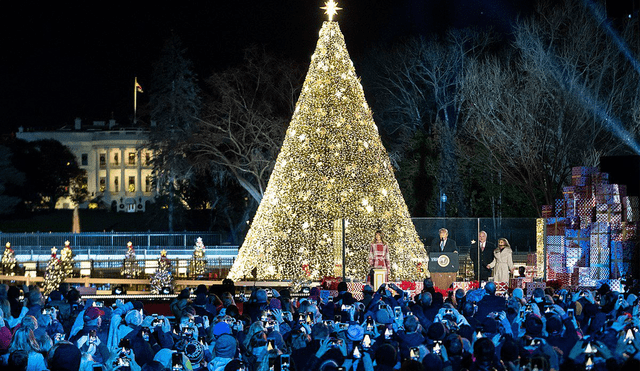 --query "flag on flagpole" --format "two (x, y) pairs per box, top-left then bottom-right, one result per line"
(135, 78), (143, 93)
